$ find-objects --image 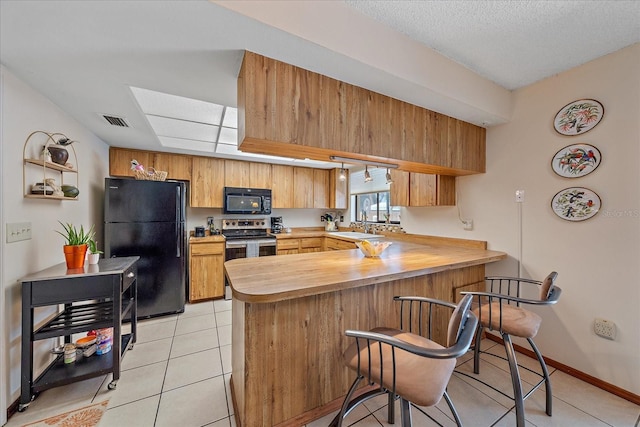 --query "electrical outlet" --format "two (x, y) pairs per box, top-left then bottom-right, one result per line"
(6, 222), (32, 243)
(594, 318), (616, 340)
(320, 215), (325, 222)
(515, 190), (525, 203)
(462, 219), (473, 231)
